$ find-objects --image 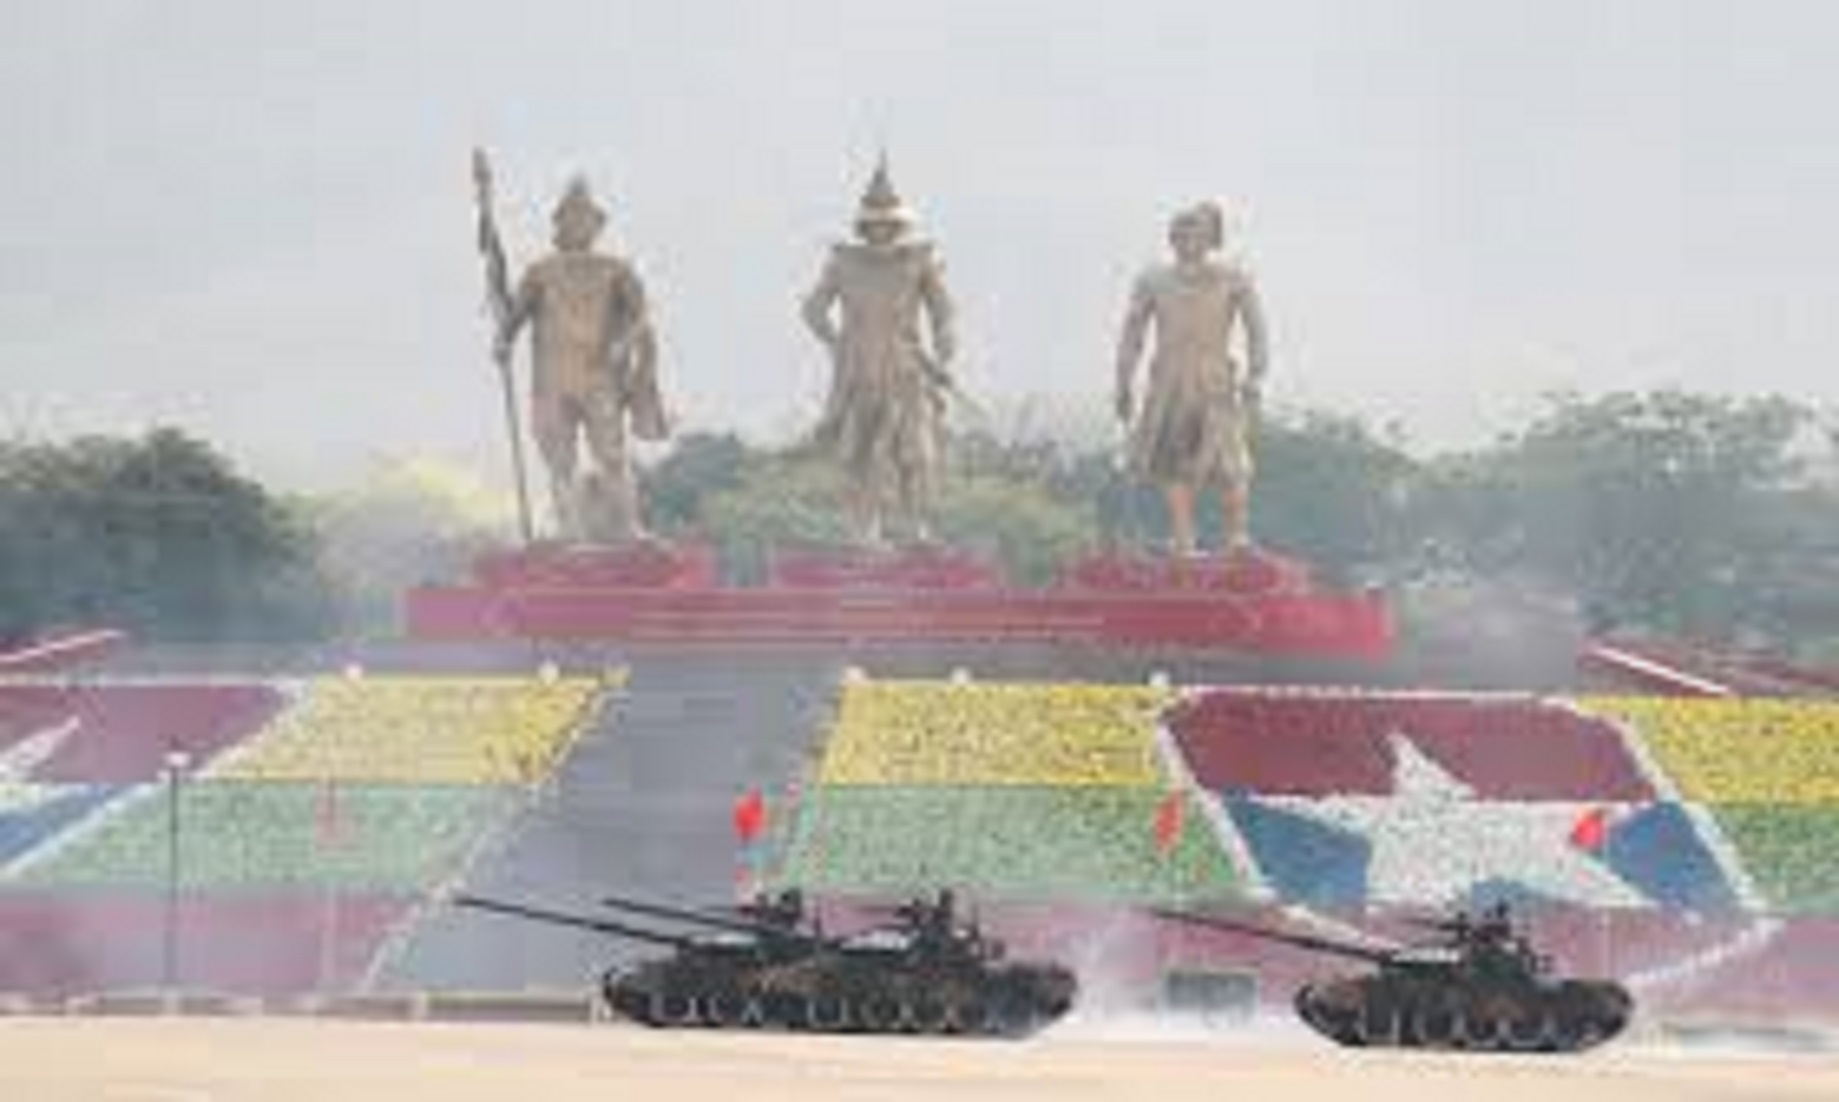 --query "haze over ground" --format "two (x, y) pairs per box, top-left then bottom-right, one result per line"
(2, 1), (1835, 490)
